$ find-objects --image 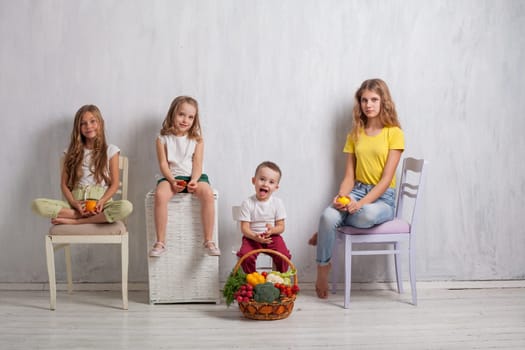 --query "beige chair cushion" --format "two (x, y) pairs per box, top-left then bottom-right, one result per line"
(49, 220), (127, 235)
